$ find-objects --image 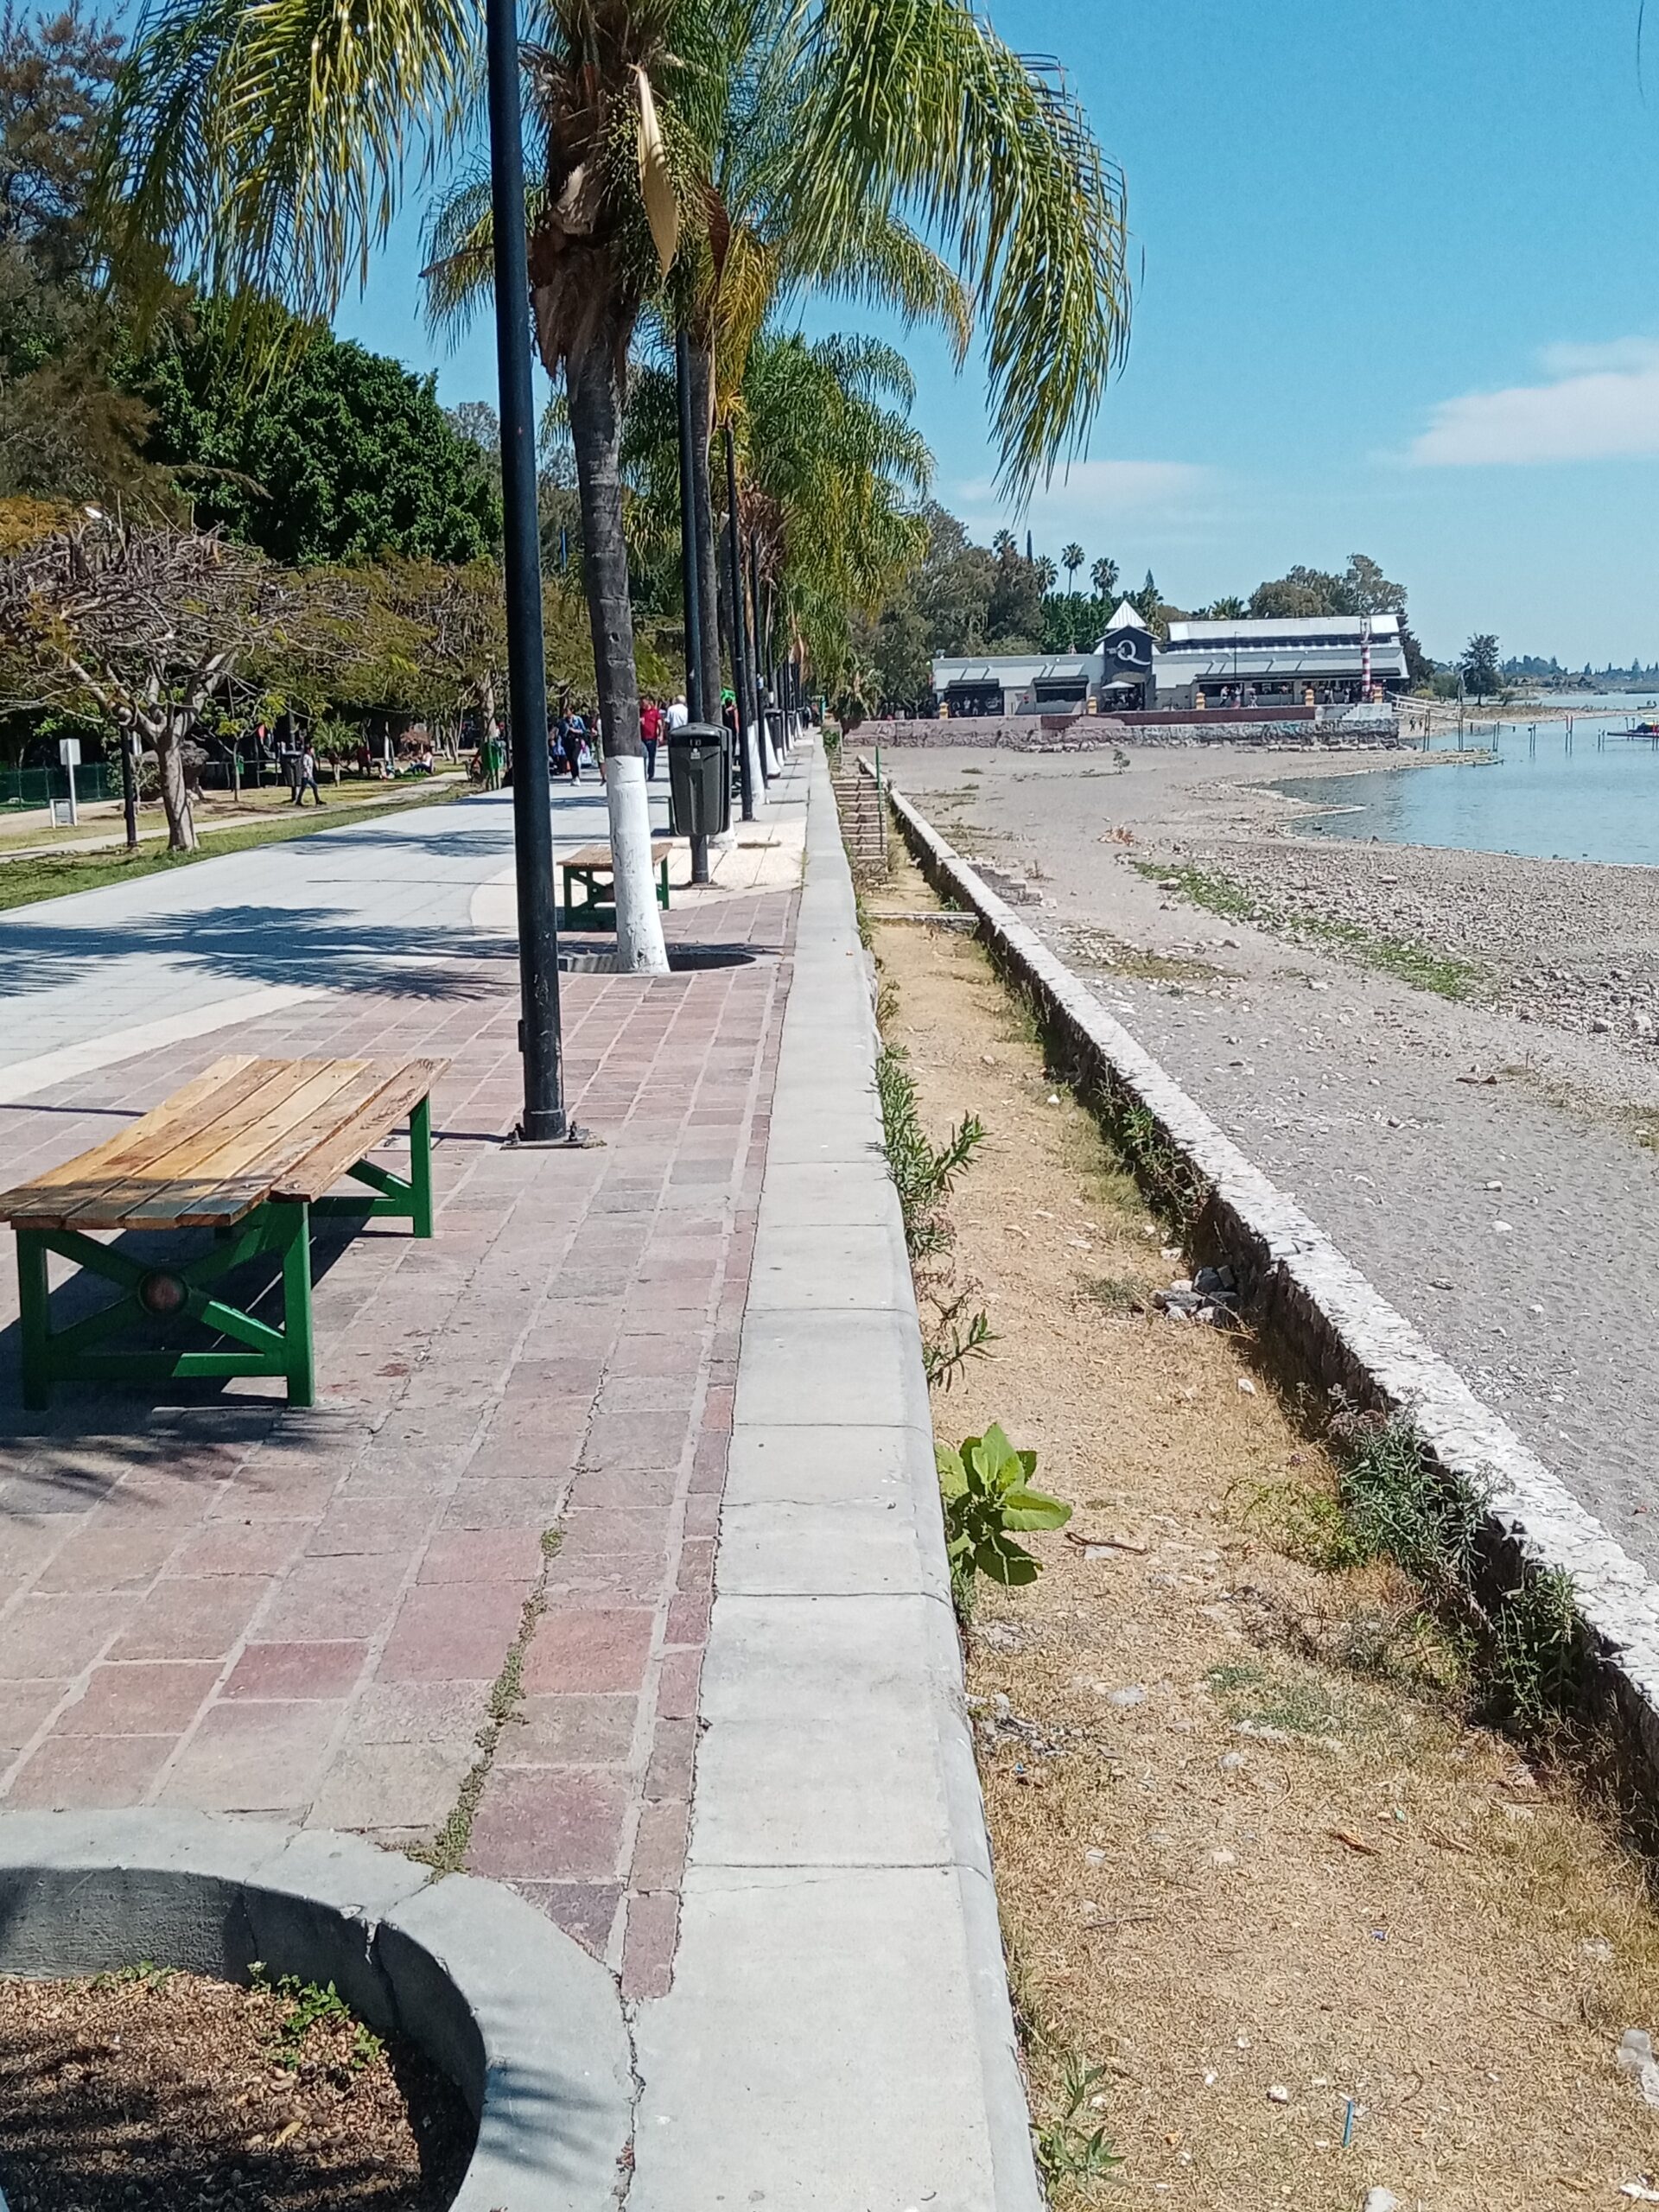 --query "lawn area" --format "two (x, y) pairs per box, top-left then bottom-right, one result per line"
(0, 781), (468, 912)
